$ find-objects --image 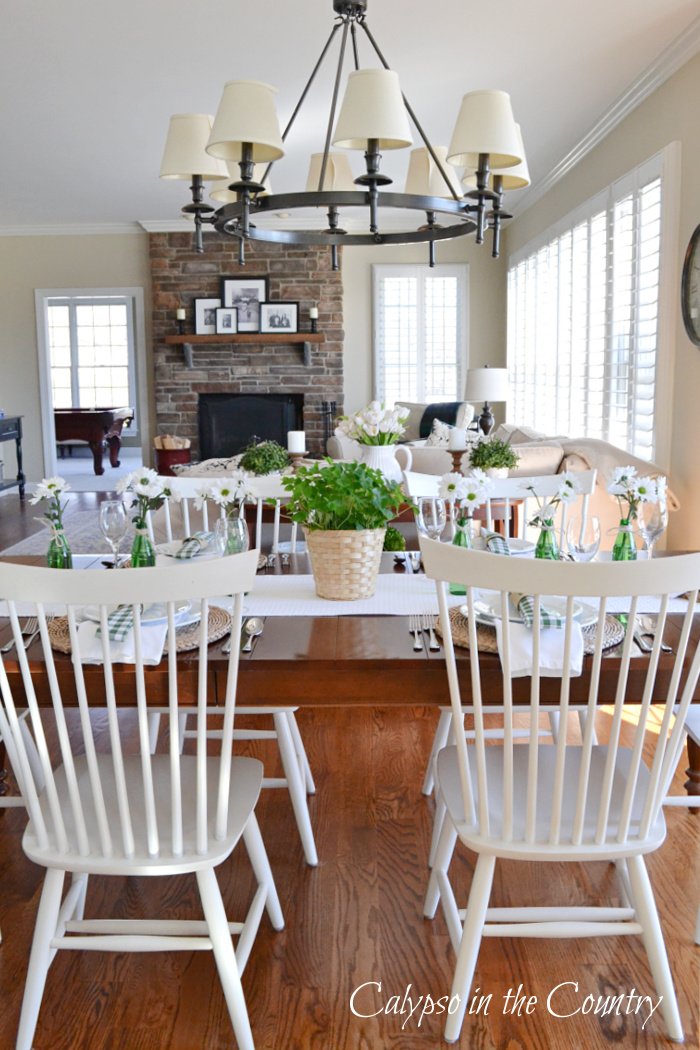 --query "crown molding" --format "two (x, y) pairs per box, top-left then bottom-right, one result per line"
(513, 15), (700, 217)
(0, 222), (144, 237)
(138, 219), (193, 233)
